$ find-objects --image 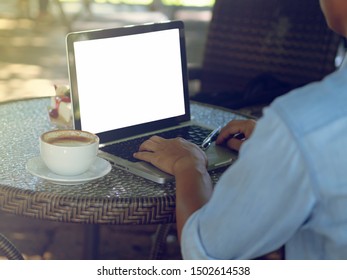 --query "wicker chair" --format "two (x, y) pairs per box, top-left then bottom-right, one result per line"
(190, 0), (342, 115)
(0, 233), (24, 260)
